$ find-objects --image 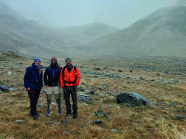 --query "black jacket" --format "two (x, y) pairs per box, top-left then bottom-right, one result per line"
(44, 64), (61, 87)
